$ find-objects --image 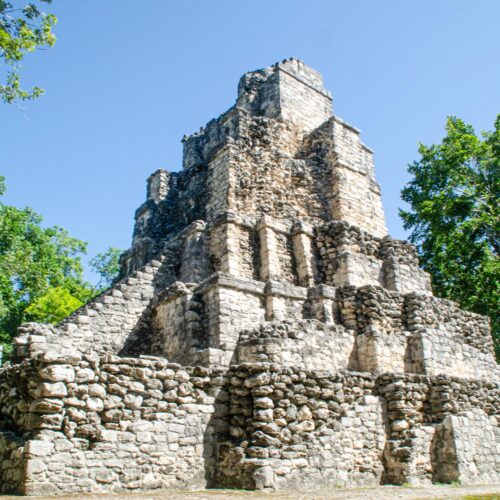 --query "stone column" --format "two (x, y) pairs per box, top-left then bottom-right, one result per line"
(264, 281), (307, 322)
(147, 169), (170, 204)
(307, 285), (336, 323)
(180, 220), (209, 283)
(208, 212), (243, 277)
(291, 221), (318, 287)
(257, 216), (281, 281)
